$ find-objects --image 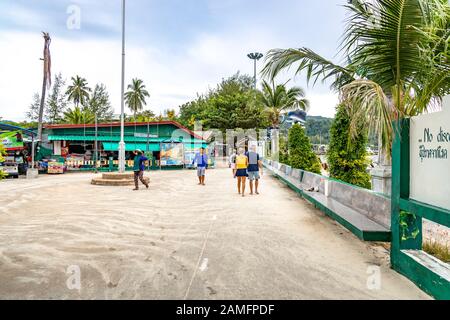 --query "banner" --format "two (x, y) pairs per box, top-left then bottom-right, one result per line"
(0, 131), (24, 150)
(160, 143), (184, 166)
